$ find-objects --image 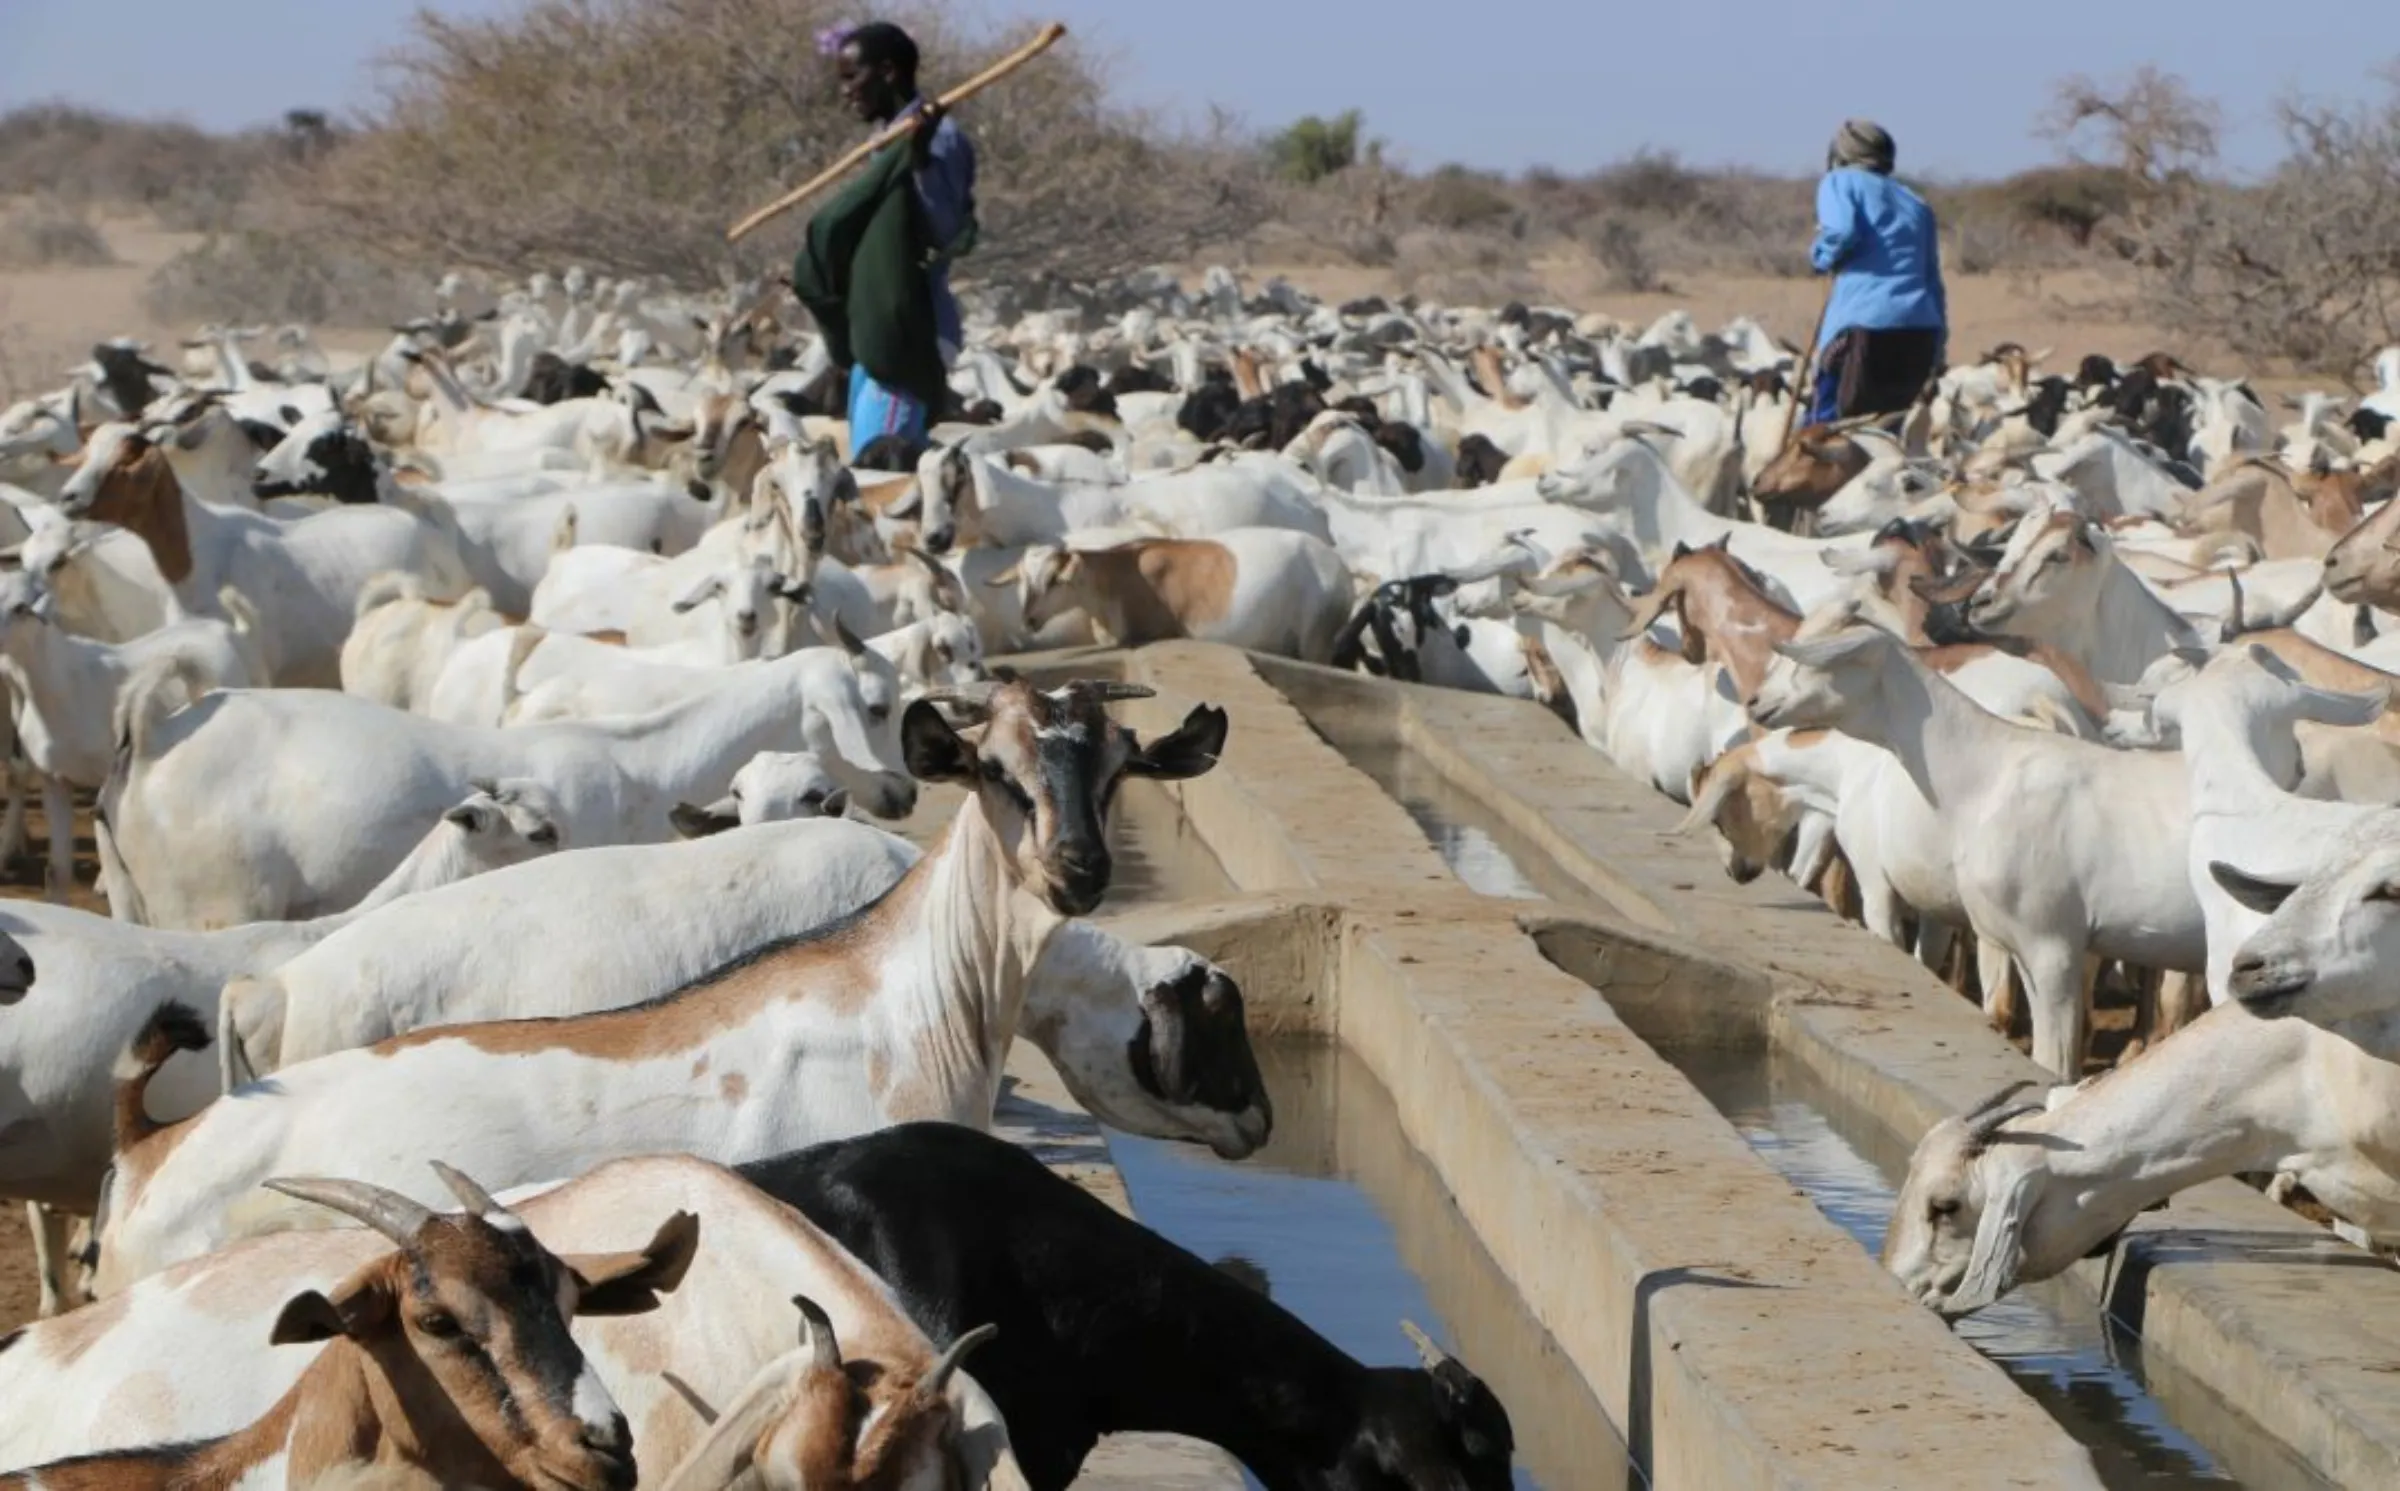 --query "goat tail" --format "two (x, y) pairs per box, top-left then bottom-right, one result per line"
(216, 977), (281, 1091)
(113, 654), (208, 769)
(352, 570), (425, 621)
(499, 624), (547, 717)
(217, 585), (262, 640)
(114, 1000), (210, 1153)
(2020, 694), (2095, 739)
